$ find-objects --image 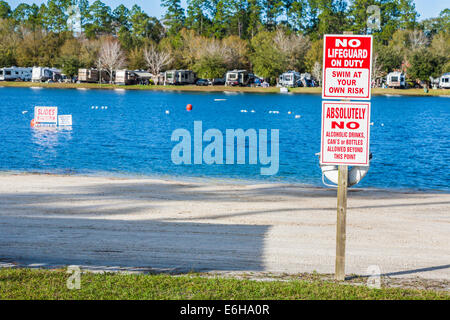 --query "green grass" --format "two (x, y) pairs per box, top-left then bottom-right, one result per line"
(0, 268), (448, 300)
(1, 81), (449, 96)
